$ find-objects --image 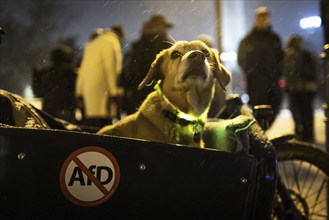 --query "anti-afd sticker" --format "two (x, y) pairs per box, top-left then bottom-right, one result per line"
(60, 146), (120, 207)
